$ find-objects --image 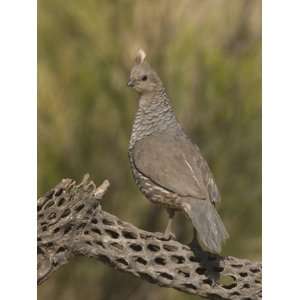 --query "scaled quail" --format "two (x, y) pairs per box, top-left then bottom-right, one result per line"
(127, 49), (229, 254)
